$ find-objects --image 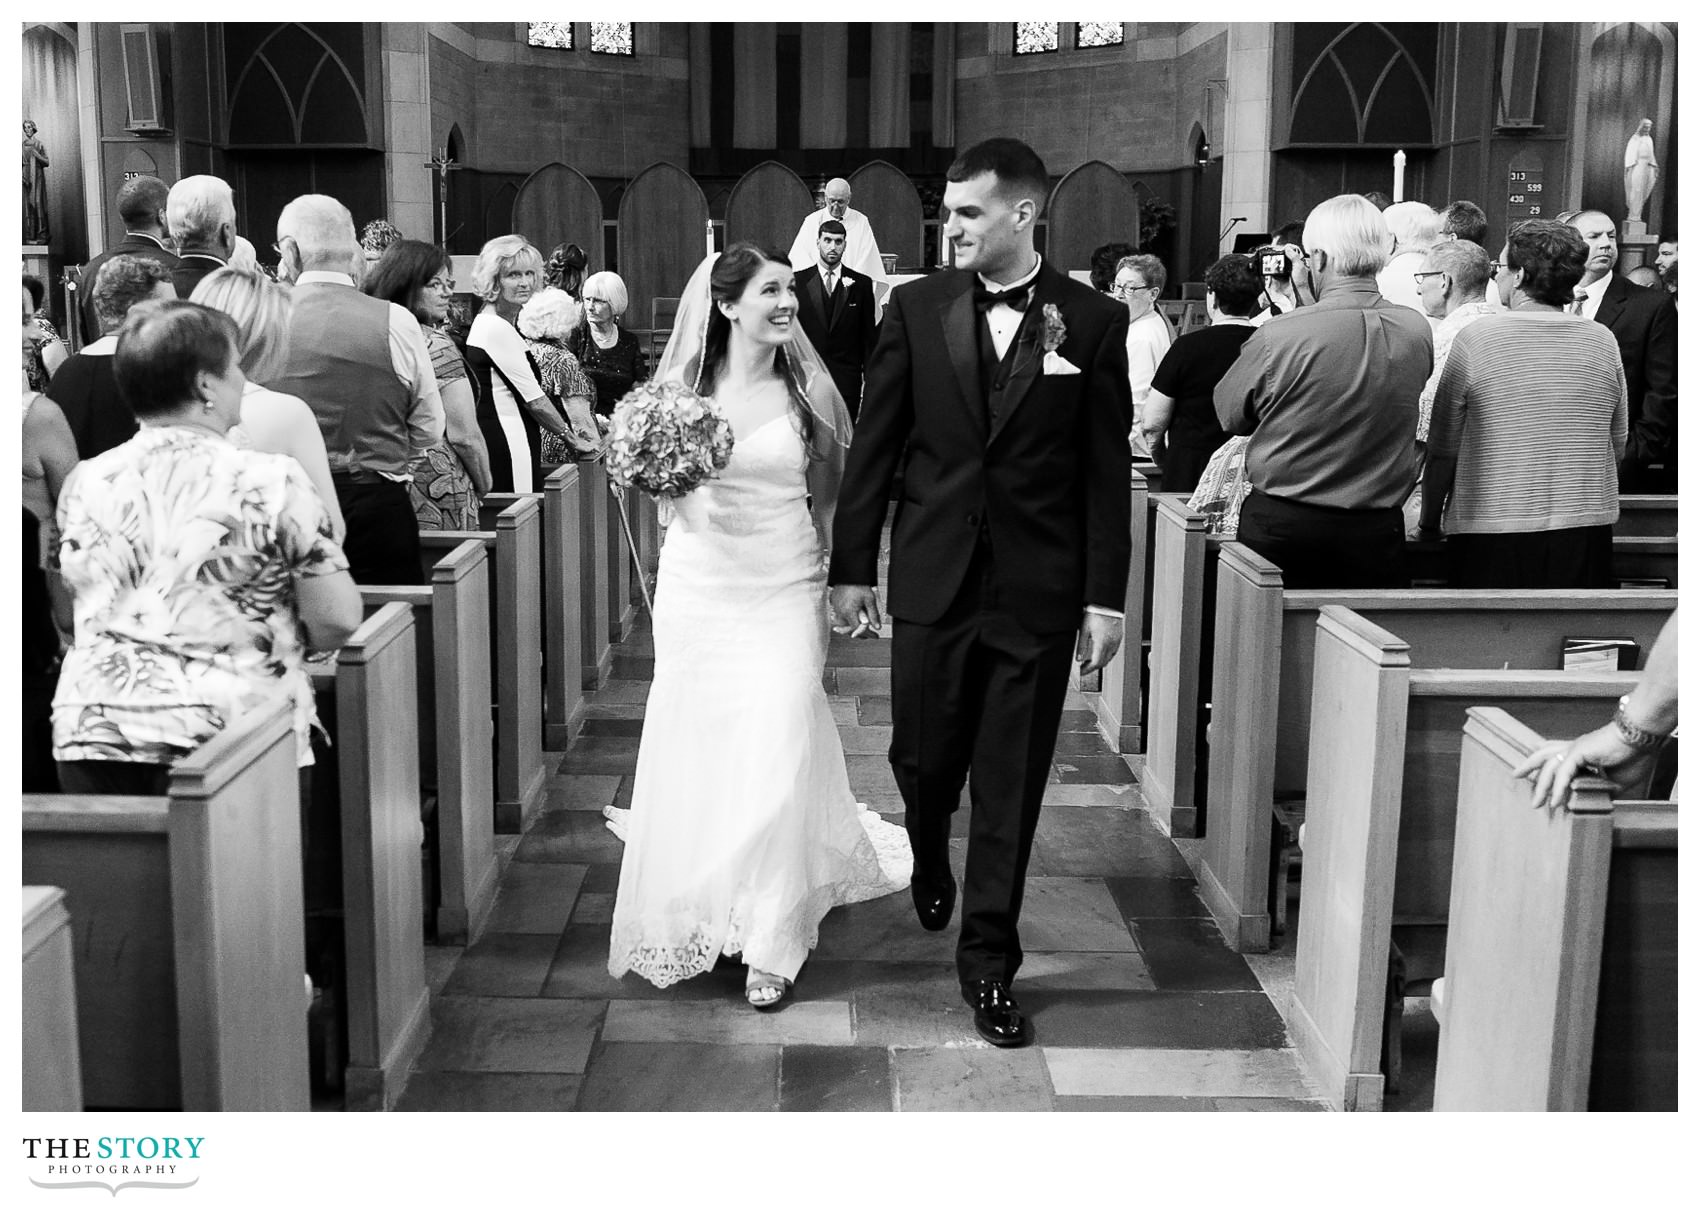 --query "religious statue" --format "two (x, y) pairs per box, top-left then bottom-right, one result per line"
(1624, 118), (1658, 225)
(23, 120), (50, 245)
